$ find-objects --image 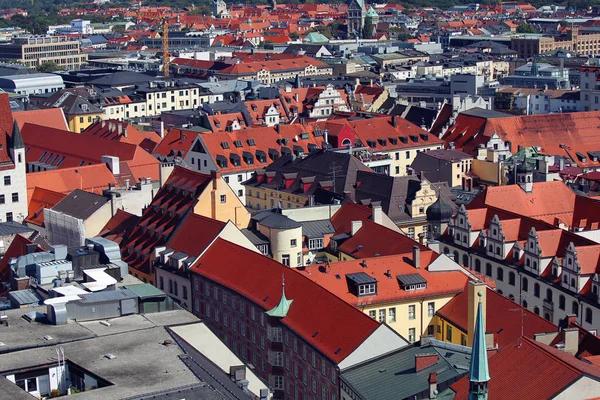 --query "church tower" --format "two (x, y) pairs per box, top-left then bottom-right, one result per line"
(347, 0), (366, 39)
(468, 291), (490, 400)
